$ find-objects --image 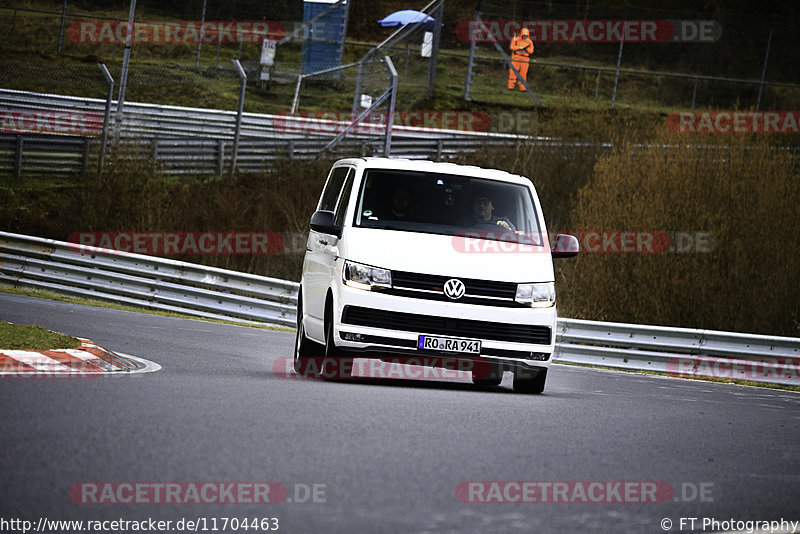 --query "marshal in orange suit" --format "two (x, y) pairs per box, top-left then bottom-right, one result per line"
(508, 27), (534, 91)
